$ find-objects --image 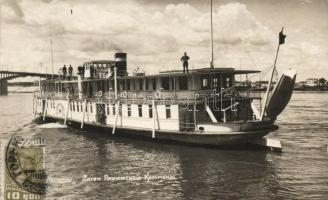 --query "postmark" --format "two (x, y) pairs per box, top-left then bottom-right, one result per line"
(1, 135), (47, 200)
